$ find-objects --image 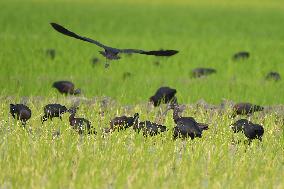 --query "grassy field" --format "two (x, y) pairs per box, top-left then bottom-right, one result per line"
(1, 0), (284, 188)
